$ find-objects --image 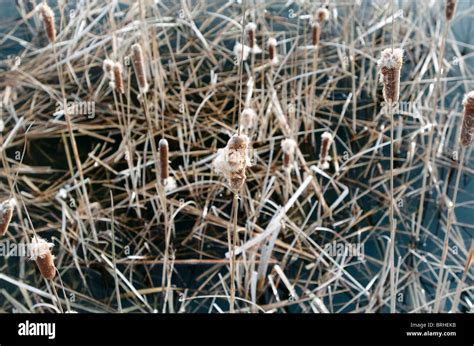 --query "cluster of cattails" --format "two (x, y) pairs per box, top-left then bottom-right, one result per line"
(131, 43), (149, 94)
(40, 3), (56, 43)
(377, 48), (404, 104)
(446, 0), (456, 21)
(267, 38), (279, 65)
(319, 132), (333, 170)
(245, 23), (261, 54)
(281, 138), (297, 171)
(0, 198), (15, 236)
(460, 91), (474, 147)
(159, 138), (177, 192)
(213, 134), (250, 192)
(29, 236), (56, 280)
(103, 59), (124, 94)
